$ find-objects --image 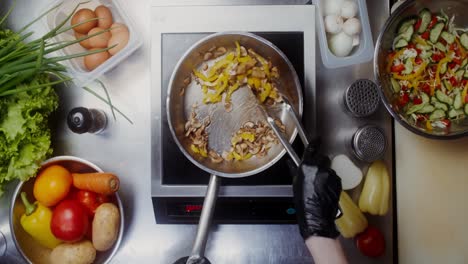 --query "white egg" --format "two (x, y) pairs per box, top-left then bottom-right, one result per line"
(341, 0), (358, 19)
(343, 17), (362, 36)
(324, 0), (344, 16)
(328, 31), (354, 57)
(324, 15), (344, 34)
